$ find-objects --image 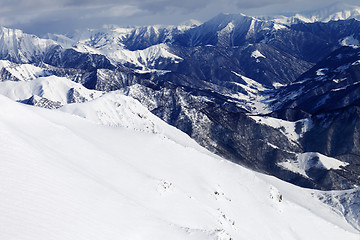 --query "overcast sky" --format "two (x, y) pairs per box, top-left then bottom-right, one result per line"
(0, 0), (359, 35)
